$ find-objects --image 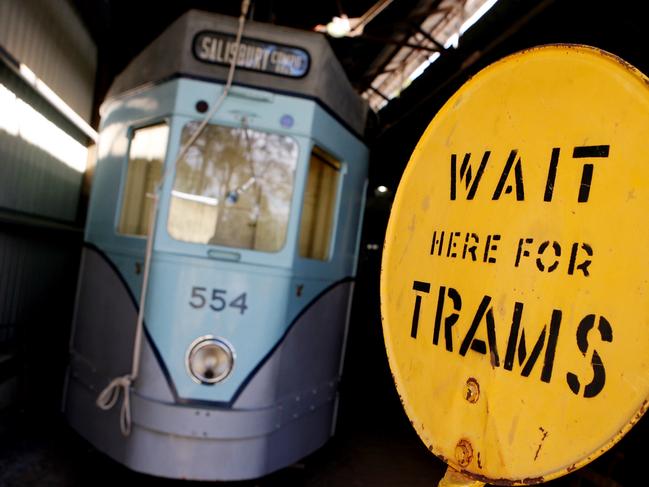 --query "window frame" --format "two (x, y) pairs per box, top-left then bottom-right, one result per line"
(165, 119), (301, 254)
(114, 118), (171, 239)
(297, 144), (346, 262)
(153, 114), (308, 269)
